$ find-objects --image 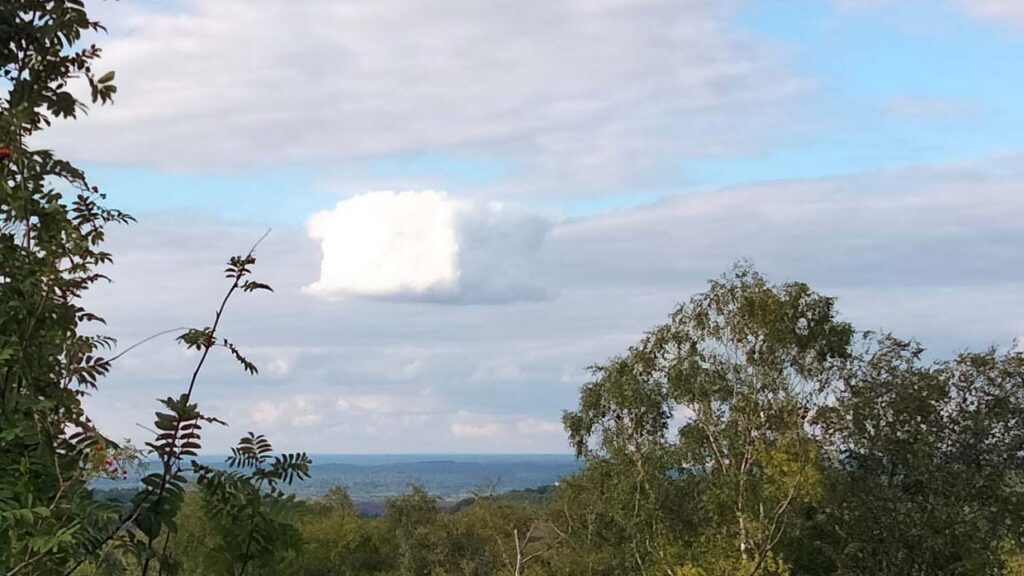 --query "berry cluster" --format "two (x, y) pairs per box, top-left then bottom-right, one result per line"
(102, 455), (130, 480)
